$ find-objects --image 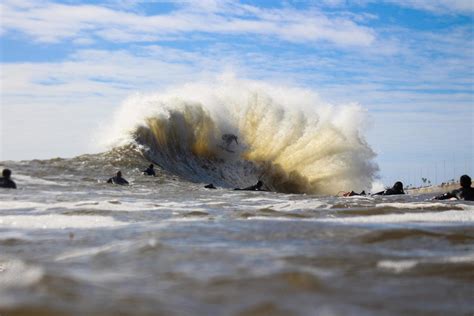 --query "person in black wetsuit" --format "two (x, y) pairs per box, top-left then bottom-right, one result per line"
(343, 190), (366, 197)
(433, 174), (474, 201)
(234, 180), (264, 191)
(143, 164), (156, 176)
(204, 183), (217, 189)
(0, 169), (16, 189)
(107, 171), (129, 185)
(222, 134), (238, 147)
(221, 134), (239, 152)
(373, 181), (404, 196)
